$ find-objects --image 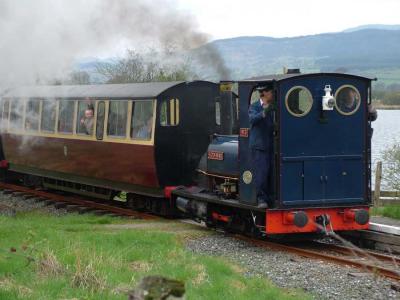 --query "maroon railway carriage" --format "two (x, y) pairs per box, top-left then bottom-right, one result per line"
(0, 81), (219, 211)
